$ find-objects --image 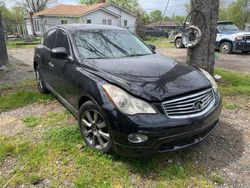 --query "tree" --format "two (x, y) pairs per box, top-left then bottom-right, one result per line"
(149, 10), (162, 22)
(186, 0), (219, 75)
(80, 0), (98, 5)
(14, 0), (54, 13)
(219, 0), (250, 28)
